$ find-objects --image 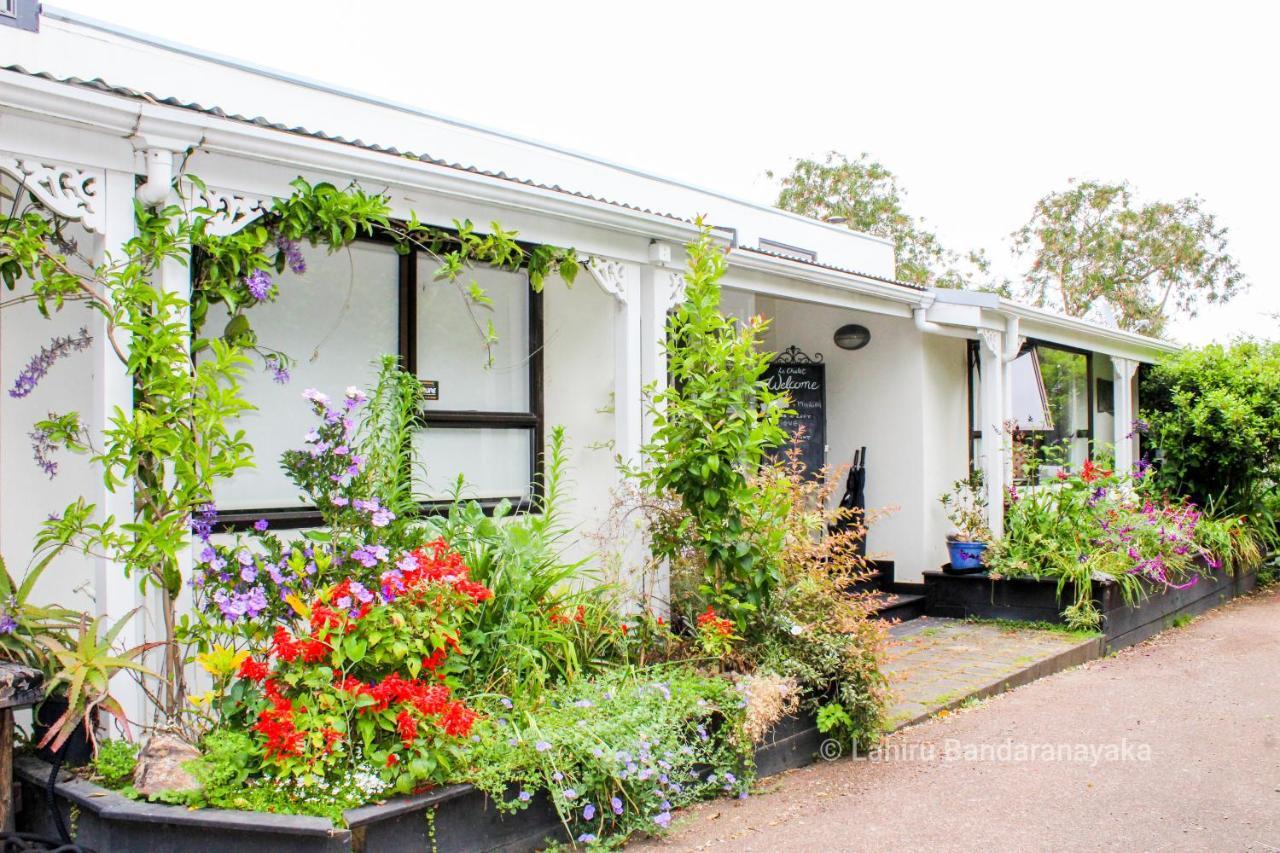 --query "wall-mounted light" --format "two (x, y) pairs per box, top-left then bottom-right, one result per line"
(833, 323), (871, 351)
